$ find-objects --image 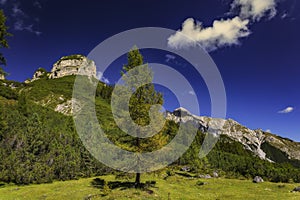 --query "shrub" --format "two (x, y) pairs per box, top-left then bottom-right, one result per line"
(196, 180), (205, 186)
